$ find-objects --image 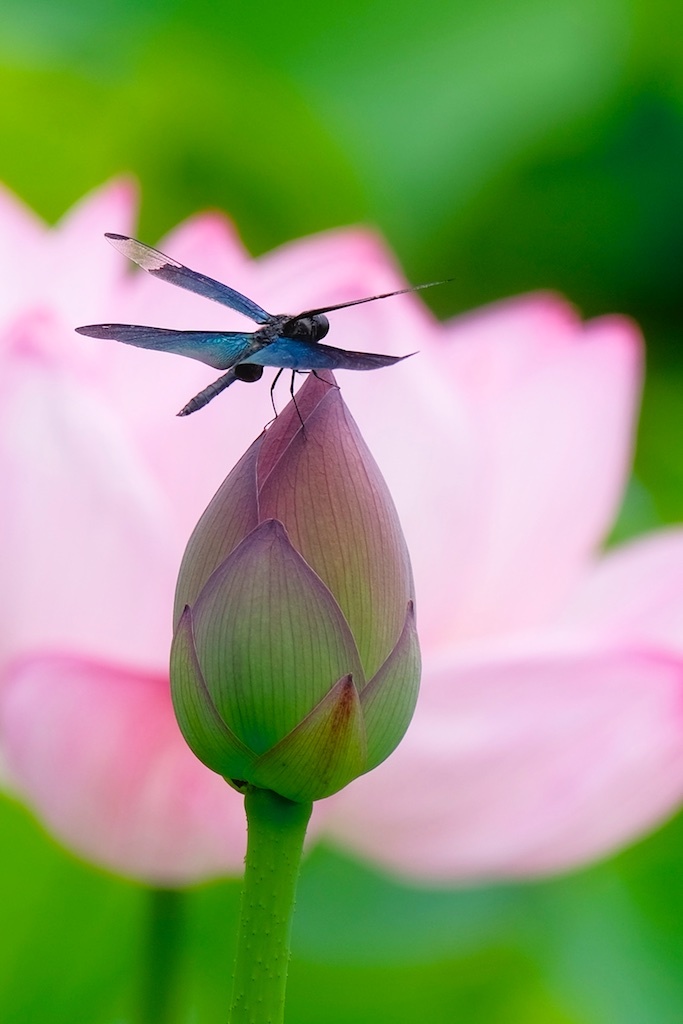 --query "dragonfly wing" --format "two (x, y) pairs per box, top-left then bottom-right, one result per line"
(244, 337), (414, 371)
(105, 234), (271, 323)
(75, 324), (259, 370)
